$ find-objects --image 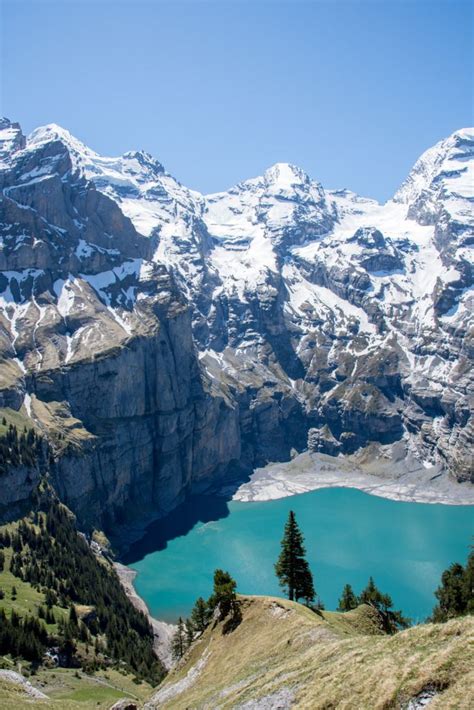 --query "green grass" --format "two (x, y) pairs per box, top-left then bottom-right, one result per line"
(50, 683), (125, 703)
(152, 595), (474, 709)
(0, 408), (35, 436)
(0, 667), (155, 709)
